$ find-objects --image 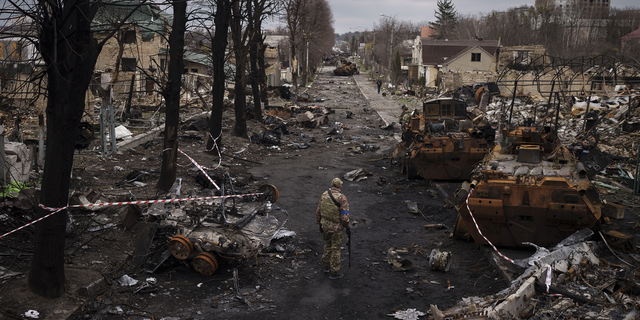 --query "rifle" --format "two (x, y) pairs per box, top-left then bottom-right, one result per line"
(346, 228), (351, 269)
